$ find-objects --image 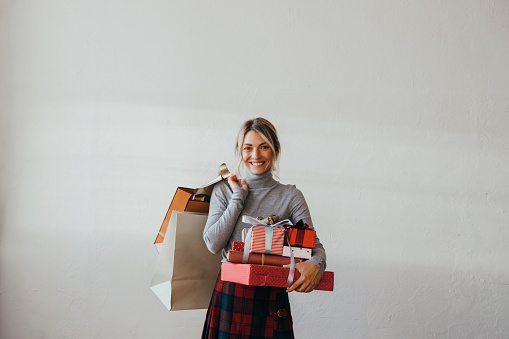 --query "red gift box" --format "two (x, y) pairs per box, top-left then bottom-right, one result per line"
(232, 241), (244, 251)
(221, 263), (334, 291)
(234, 242), (312, 260)
(285, 220), (316, 248)
(227, 250), (303, 266)
(250, 226), (285, 255)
